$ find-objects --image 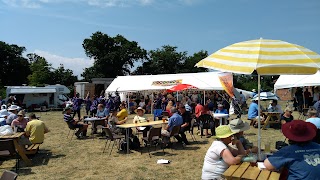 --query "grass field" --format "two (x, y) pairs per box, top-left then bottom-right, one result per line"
(0, 102), (299, 180)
